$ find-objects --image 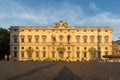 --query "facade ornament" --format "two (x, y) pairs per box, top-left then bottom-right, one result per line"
(55, 20), (68, 28)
